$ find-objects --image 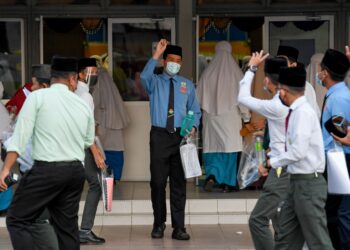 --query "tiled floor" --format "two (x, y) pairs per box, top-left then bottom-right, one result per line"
(0, 224), (255, 250)
(80, 181), (261, 201)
